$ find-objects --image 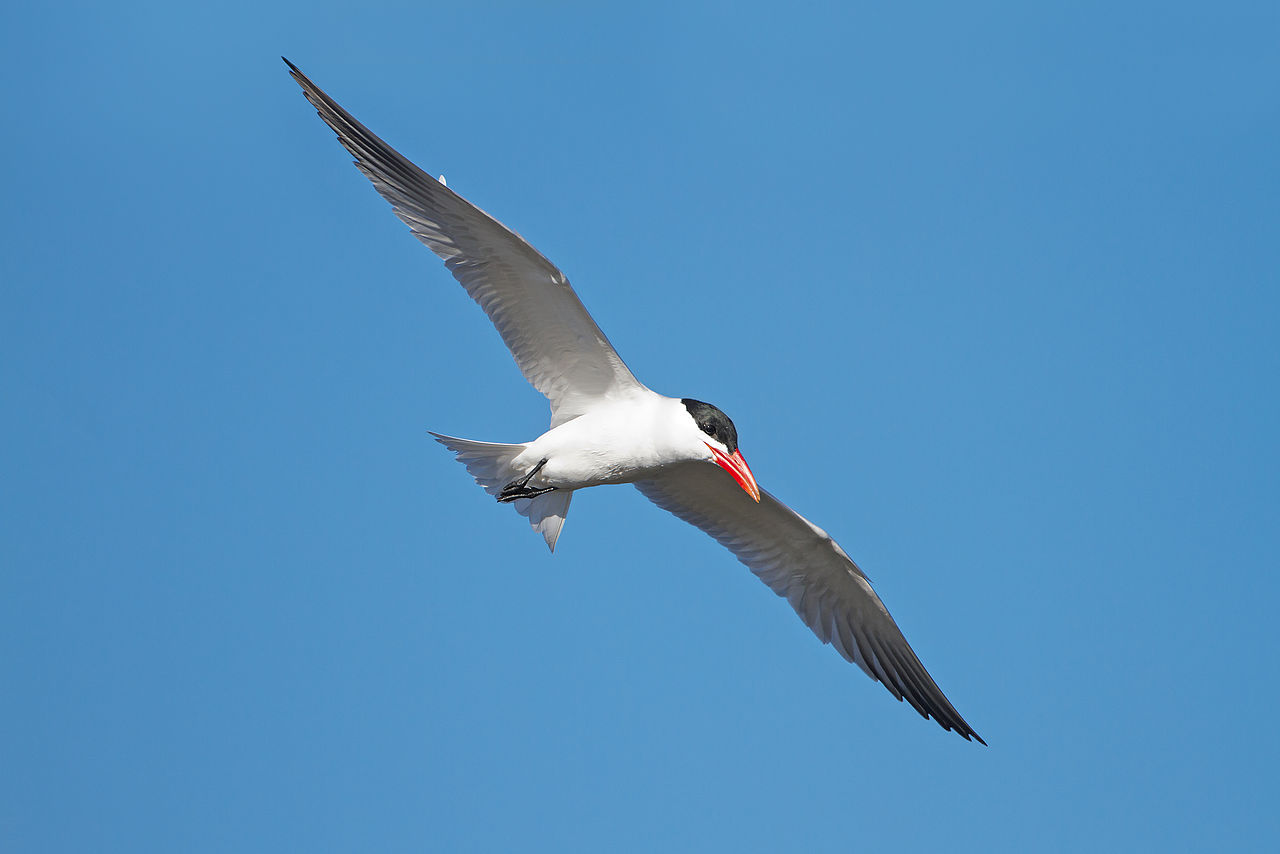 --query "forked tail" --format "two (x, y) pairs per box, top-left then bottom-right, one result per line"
(429, 432), (572, 552)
